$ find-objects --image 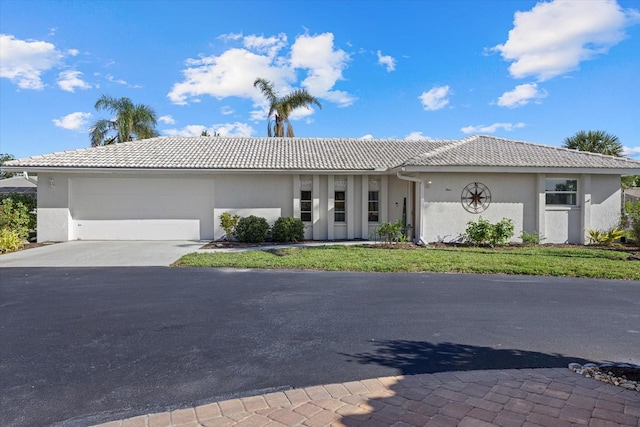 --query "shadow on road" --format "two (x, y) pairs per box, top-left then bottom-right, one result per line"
(342, 339), (590, 374)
